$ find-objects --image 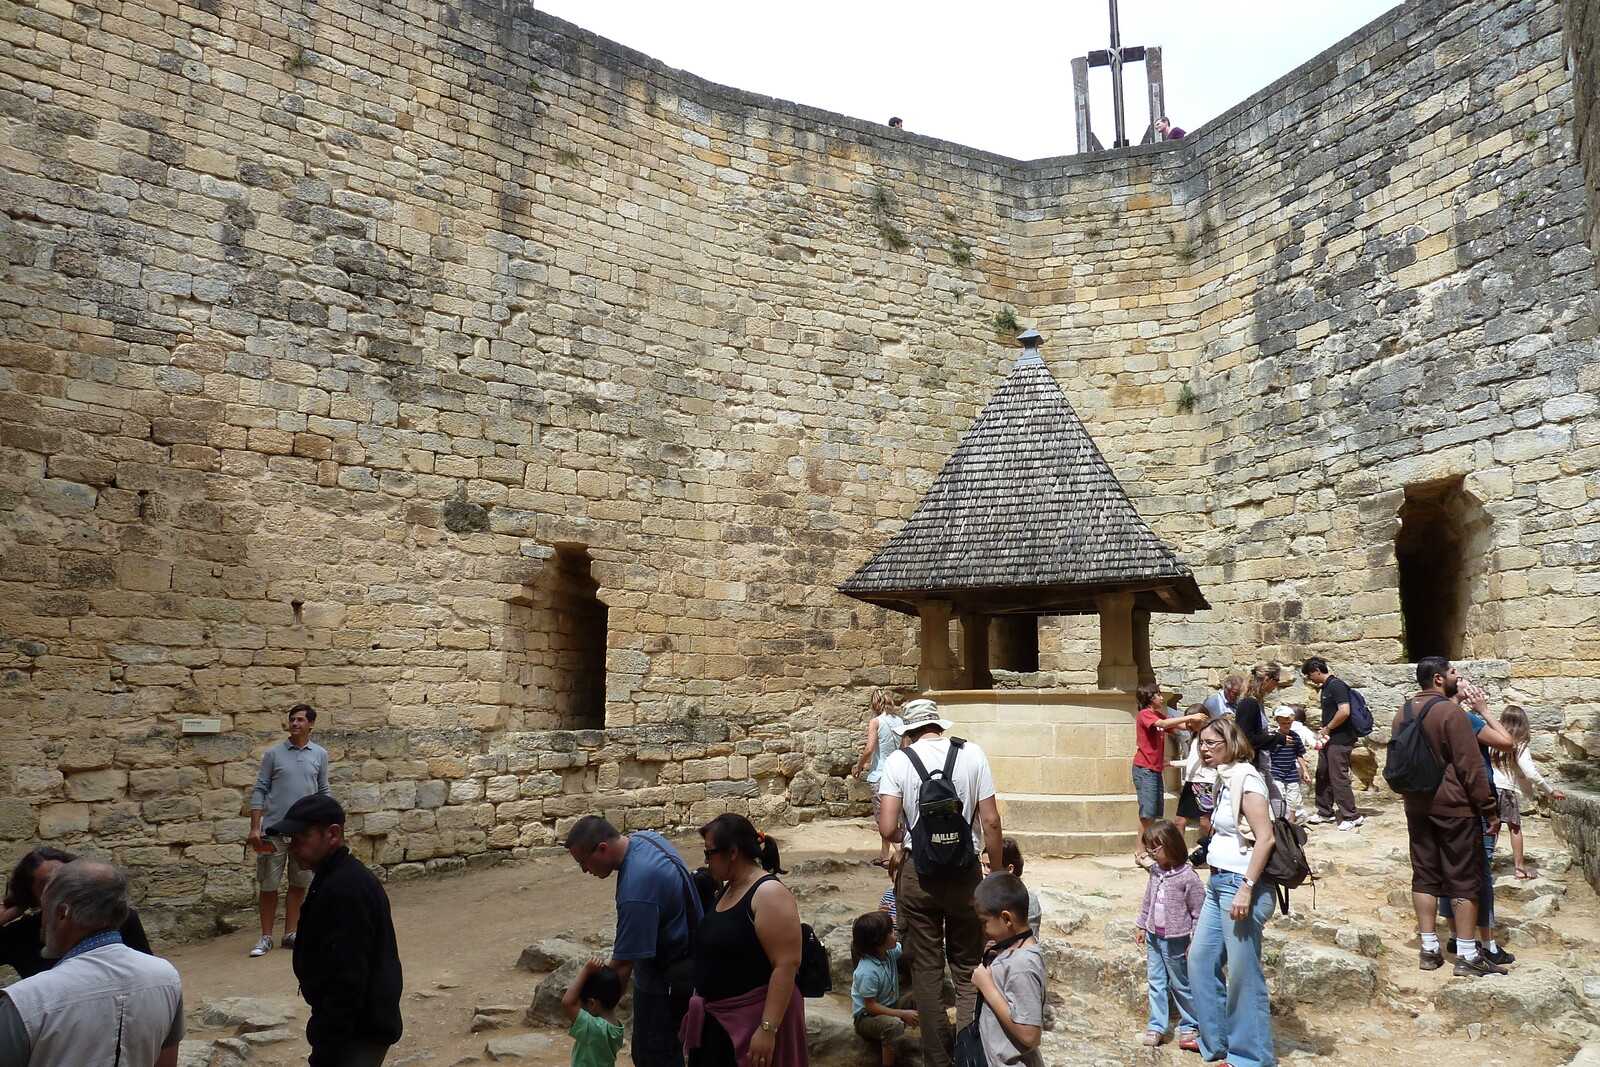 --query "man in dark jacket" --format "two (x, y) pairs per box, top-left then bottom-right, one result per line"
(1393, 656), (1503, 978)
(268, 794), (403, 1066)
